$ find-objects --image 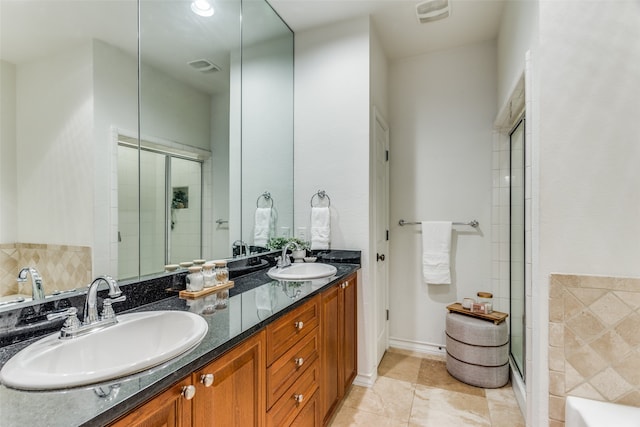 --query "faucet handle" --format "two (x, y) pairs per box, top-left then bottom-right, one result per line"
(101, 299), (115, 320)
(47, 307), (81, 331)
(110, 295), (126, 304)
(47, 306), (78, 321)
